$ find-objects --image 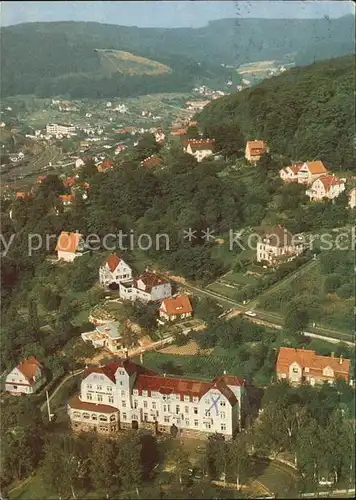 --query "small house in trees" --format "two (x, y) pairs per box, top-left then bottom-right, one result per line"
(59, 194), (74, 207)
(245, 140), (268, 164)
(140, 155), (163, 169)
(256, 226), (303, 267)
(99, 254), (132, 287)
(296, 160), (328, 185)
(159, 295), (192, 322)
(185, 138), (215, 162)
(97, 160), (113, 173)
(279, 163), (303, 183)
(56, 231), (88, 262)
(348, 187), (356, 208)
(81, 321), (123, 353)
(5, 356), (45, 395)
(276, 347), (350, 386)
(75, 158), (85, 169)
(305, 175), (345, 201)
